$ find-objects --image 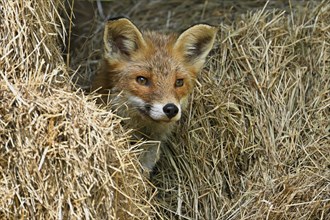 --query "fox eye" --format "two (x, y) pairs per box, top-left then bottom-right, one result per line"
(175, 79), (184, 87)
(136, 76), (149, 86)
